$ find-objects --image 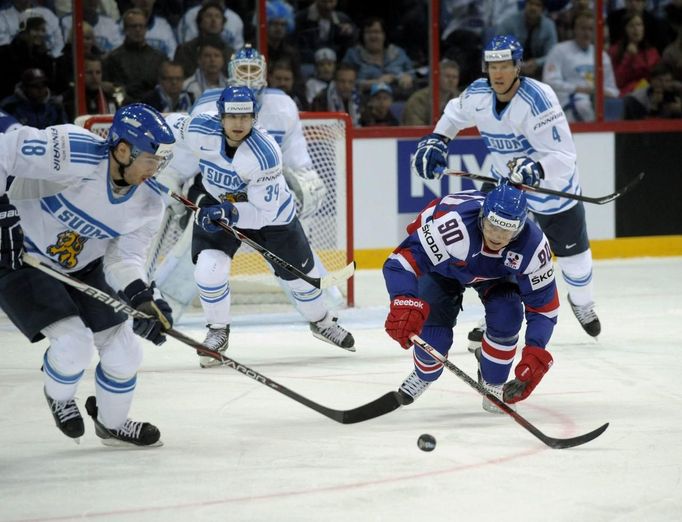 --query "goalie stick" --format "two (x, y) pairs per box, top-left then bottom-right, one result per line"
(410, 334), (609, 449)
(21, 254), (402, 425)
(440, 169), (645, 205)
(154, 182), (355, 290)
